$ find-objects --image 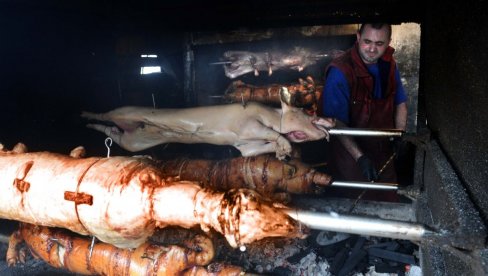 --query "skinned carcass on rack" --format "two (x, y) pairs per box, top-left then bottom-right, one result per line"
(157, 154), (331, 202)
(221, 76), (322, 115)
(218, 47), (344, 79)
(0, 143), (306, 249)
(81, 99), (335, 160)
(7, 223), (244, 276)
